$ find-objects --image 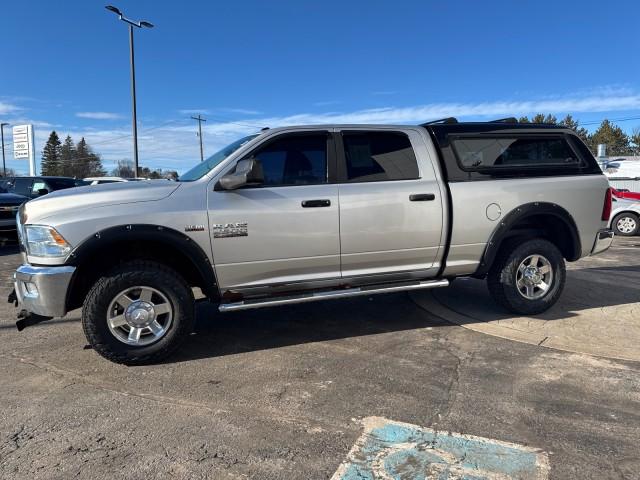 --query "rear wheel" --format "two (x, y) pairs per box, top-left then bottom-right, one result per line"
(82, 261), (194, 365)
(612, 212), (639, 236)
(487, 238), (566, 315)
